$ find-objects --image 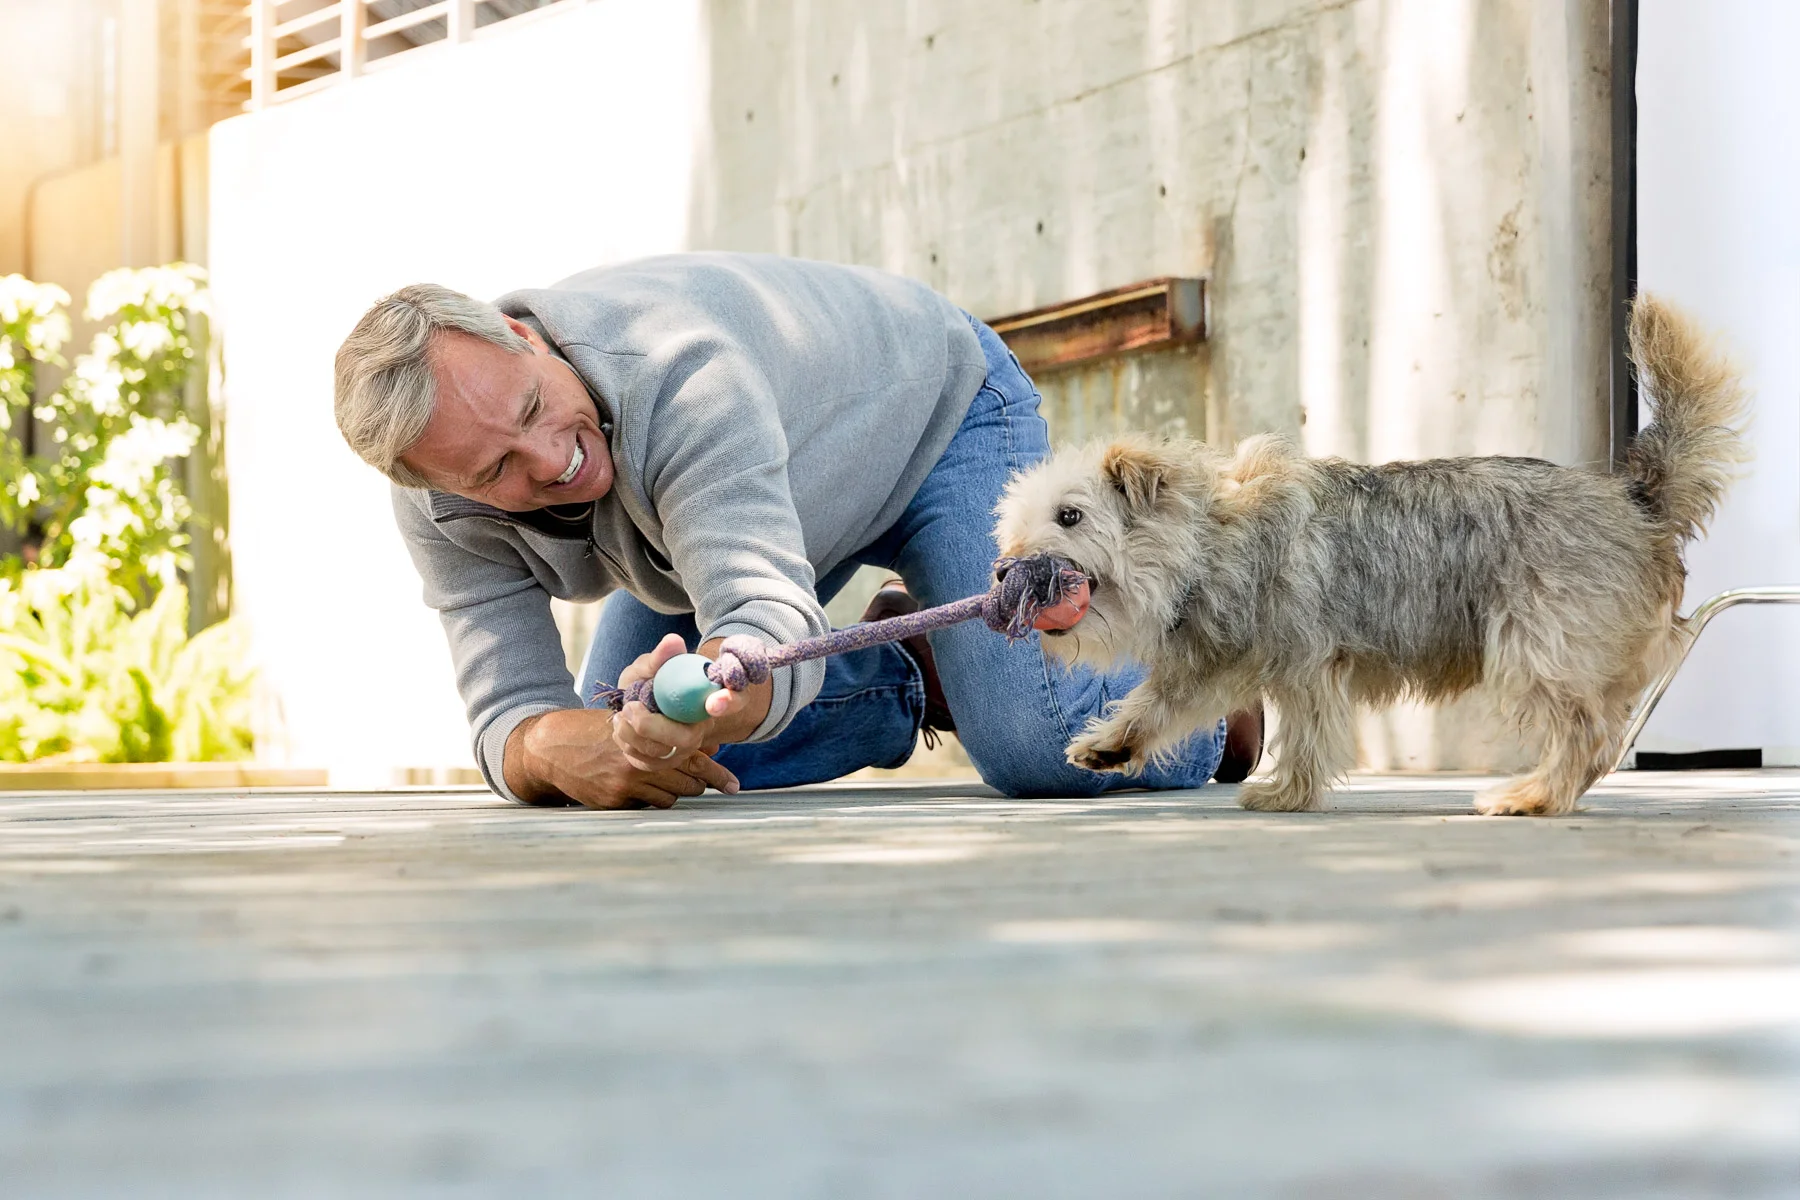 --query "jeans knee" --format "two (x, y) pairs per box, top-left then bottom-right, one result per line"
(957, 726), (1110, 798)
(961, 719), (1224, 798)
(992, 765), (1112, 799)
